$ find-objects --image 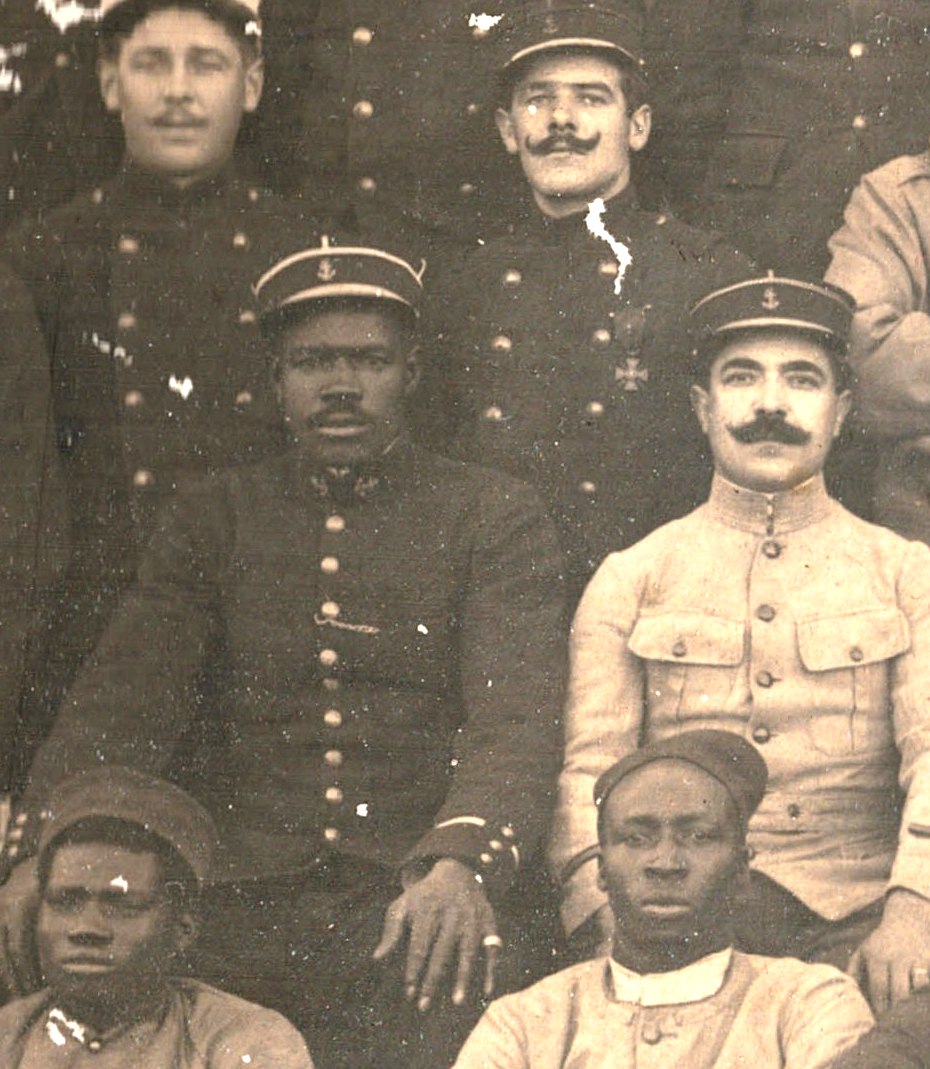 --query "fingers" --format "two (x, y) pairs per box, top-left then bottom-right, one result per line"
(891, 960), (913, 1009)
(865, 954), (891, 1016)
(404, 902), (442, 1003)
(372, 898), (407, 962)
(416, 919), (459, 1011)
(482, 937), (501, 999)
(452, 922), (480, 1007)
